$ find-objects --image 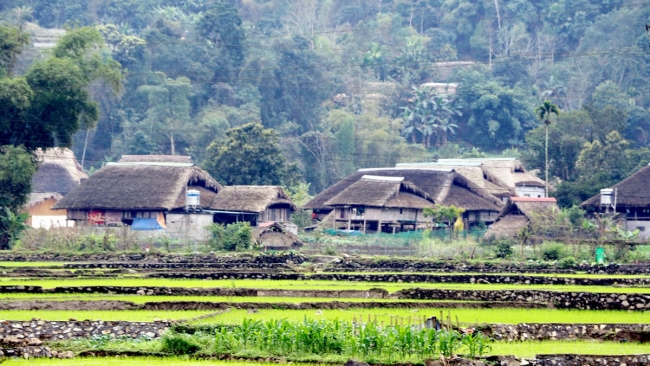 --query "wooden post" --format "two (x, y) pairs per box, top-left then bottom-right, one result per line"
(363, 219), (367, 234)
(378, 219), (382, 234)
